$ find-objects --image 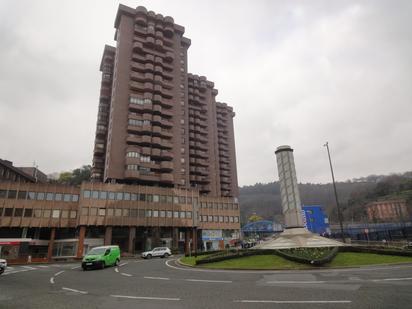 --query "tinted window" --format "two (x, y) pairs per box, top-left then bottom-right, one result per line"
(17, 191), (27, 199)
(14, 208), (23, 217)
(28, 192), (36, 200)
(7, 190), (17, 199)
(24, 209), (33, 217)
(0, 190), (7, 198)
